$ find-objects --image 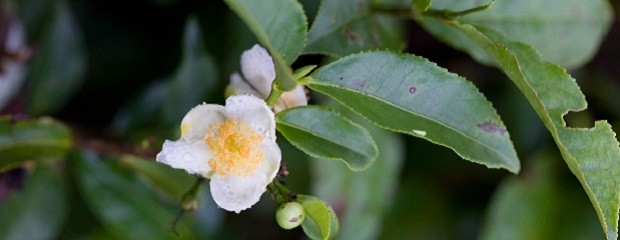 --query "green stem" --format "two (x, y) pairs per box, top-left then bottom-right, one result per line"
(372, 1), (494, 20)
(424, 1), (494, 20)
(371, 5), (416, 19)
(171, 177), (206, 235)
(267, 180), (294, 204)
(266, 84), (284, 107)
